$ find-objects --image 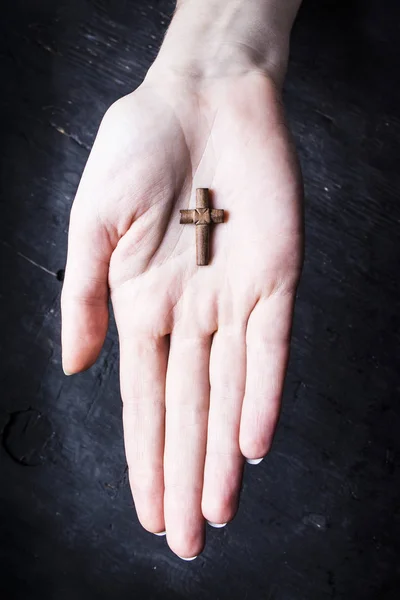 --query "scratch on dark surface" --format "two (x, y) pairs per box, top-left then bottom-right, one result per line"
(16, 251), (57, 276)
(35, 39), (60, 56)
(84, 394), (98, 425)
(285, 562), (307, 580)
(159, 10), (173, 20)
(104, 465), (128, 498)
(84, 349), (115, 423)
(49, 121), (91, 151)
(53, 384), (64, 407)
(314, 109), (336, 126)
(1, 240), (57, 276)
(274, 450), (310, 473)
